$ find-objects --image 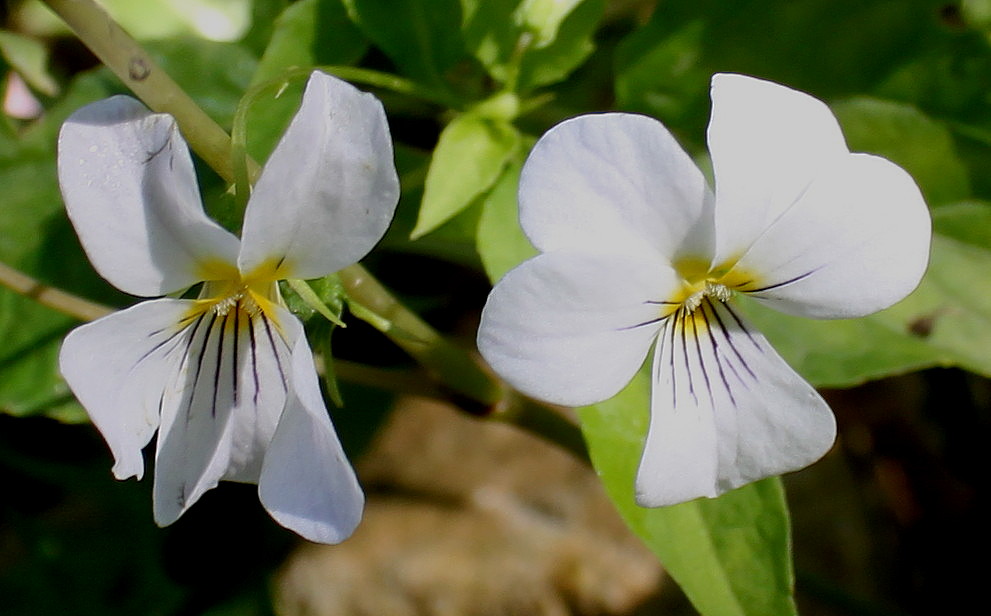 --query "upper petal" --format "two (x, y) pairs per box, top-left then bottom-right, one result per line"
(519, 113), (714, 262)
(59, 299), (193, 480)
(259, 325), (364, 544)
(478, 251), (678, 407)
(708, 73), (850, 266)
(57, 96), (240, 297)
(635, 299), (836, 507)
(238, 71), (400, 280)
(732, 153), (931, 318)
(152, 301), (296, 526)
